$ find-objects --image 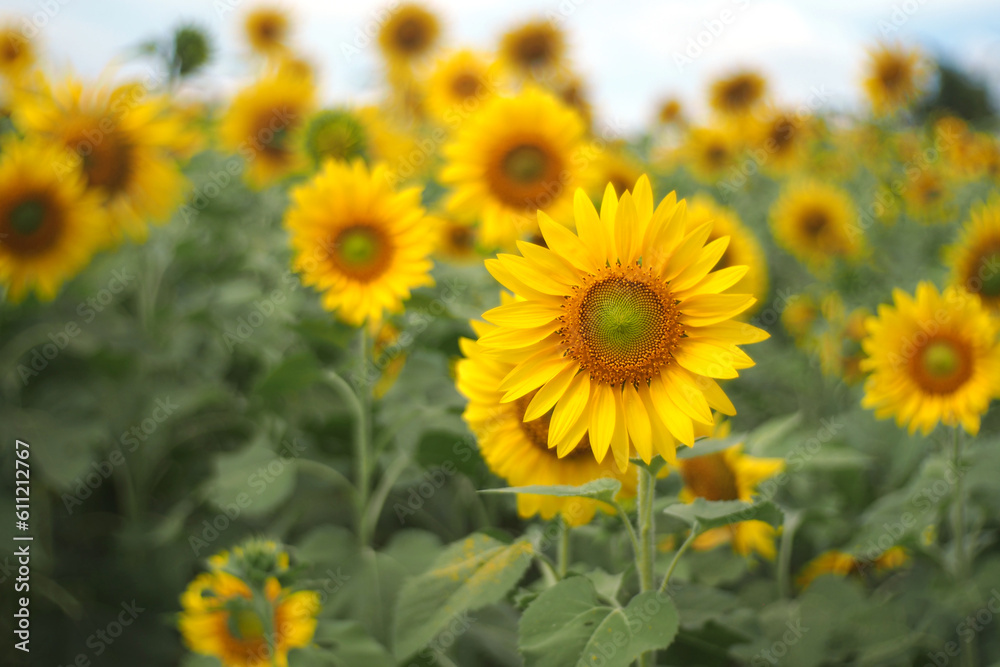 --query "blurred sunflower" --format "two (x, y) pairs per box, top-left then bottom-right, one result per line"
(678, 418), (784, 559)
(0, 137), (108, 302)
(950, 196), (1000, 313)
(684, 124), (739, 183)
(457, 304), (636, 526)
(243, 6), (291, 55)
(357, 105), (423, 179)
(770, 181), (863, 273)
(220, 71), (315, 187)
(284, 160), (434, 327)
(14, 73), (188, 242)
(781, 294), (819, 342)
(441, 87), (588, 249)
(656, 97), (684, 125)
(860, 282), (1000, 436)
(301, 108), (368, 168)
(426, 50), (496, 122)
(863, 43), (928, 115)
(901, 167), (952, 223)
(797, 546), (909, 589)
(475, 176), (768, 471)
(709, 70), (766, 119)
(378, 3), (440, 65)
(434, 215), (480, 264)
(753, 108), (813, 174)
(0, 23), (34, 79)
(179, 541), (320, 667)
(499, 19), (565, 77)
(587, 143), (644, 199)
(685, 195), (769, 313)
(553, 74), (593, 129)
